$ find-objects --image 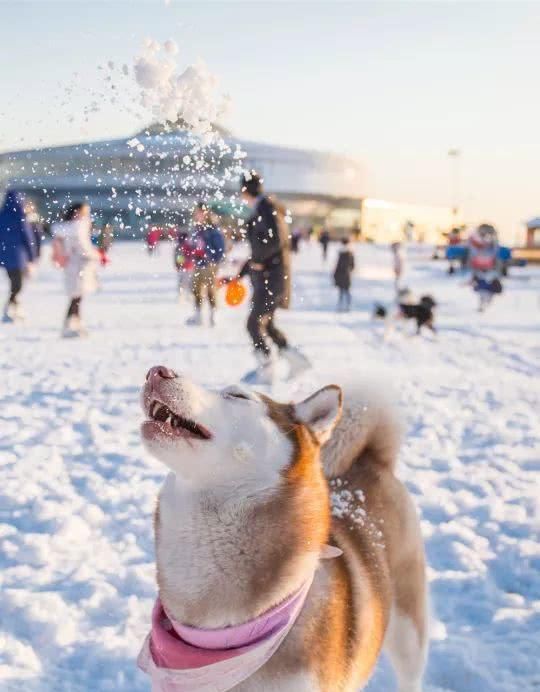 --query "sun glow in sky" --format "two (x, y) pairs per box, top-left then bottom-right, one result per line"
(1, 1), (539, 242)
